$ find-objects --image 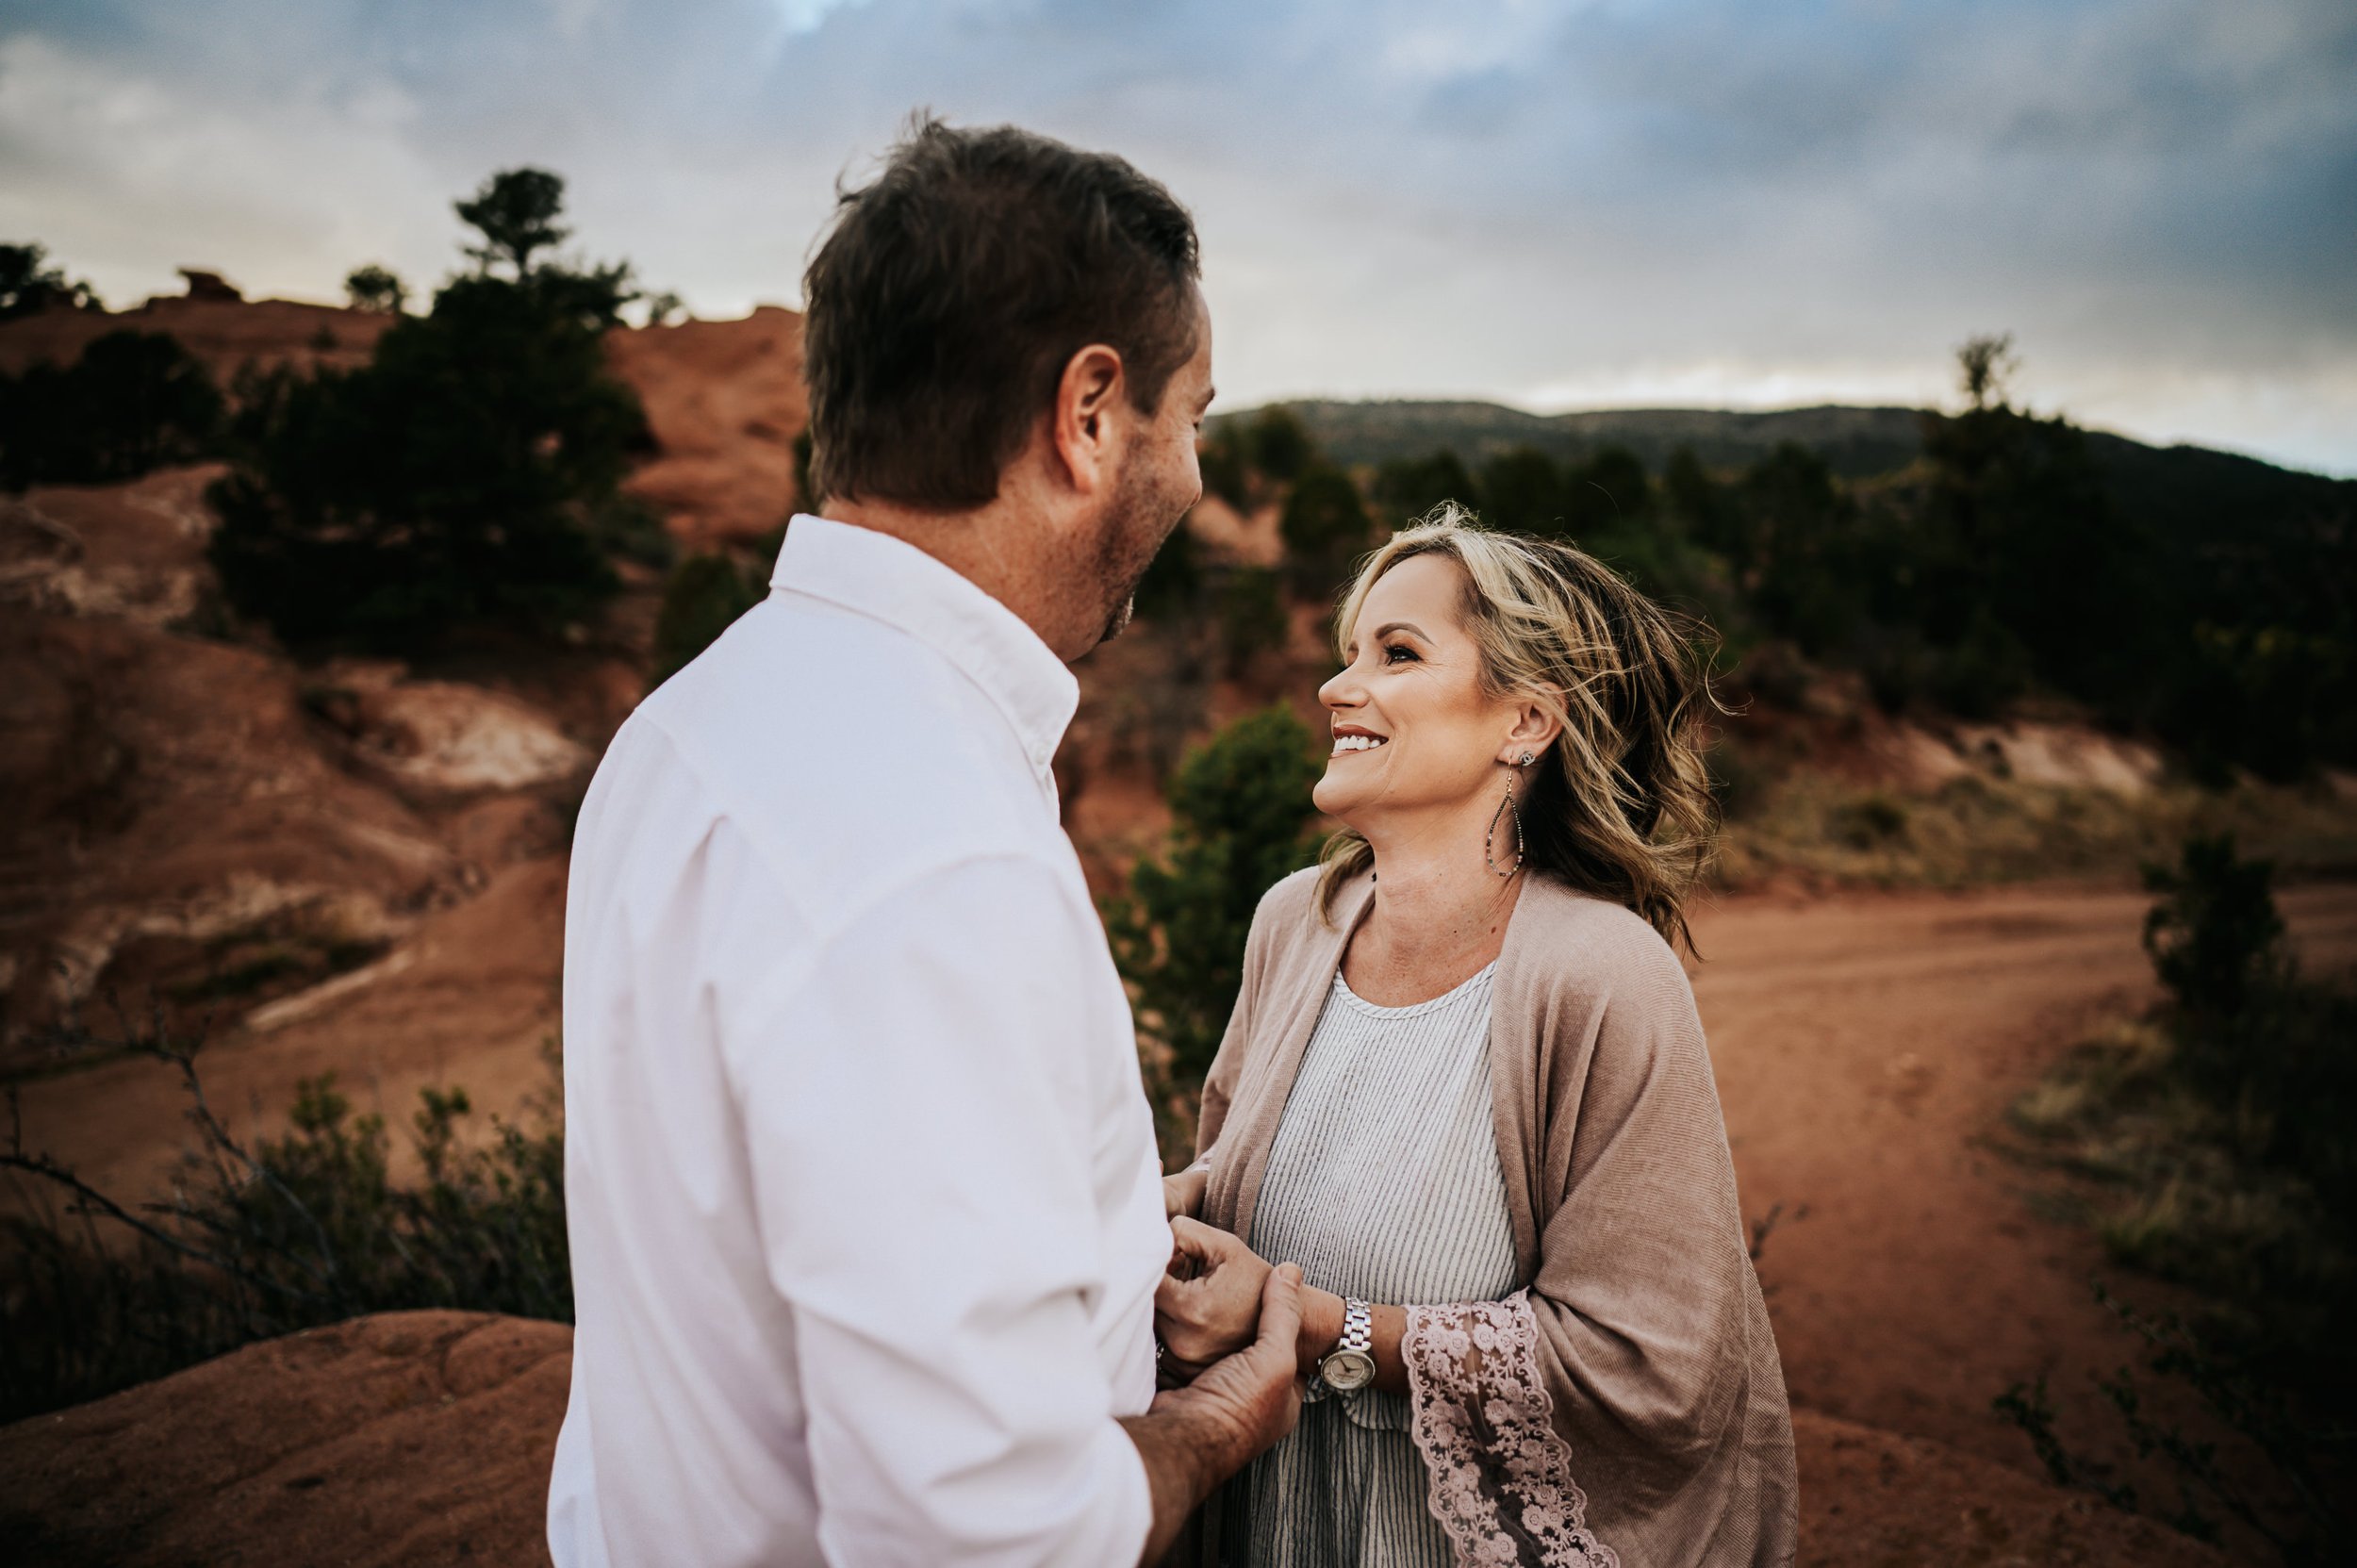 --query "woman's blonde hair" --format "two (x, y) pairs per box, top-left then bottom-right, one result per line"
(1316, 504), (1725, 950)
